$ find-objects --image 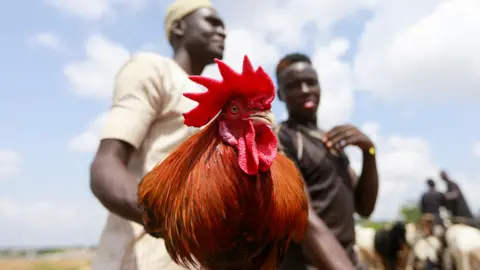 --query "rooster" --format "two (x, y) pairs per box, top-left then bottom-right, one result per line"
(138, 55), (308, 270)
